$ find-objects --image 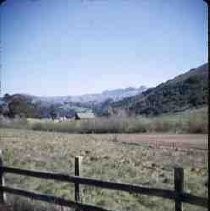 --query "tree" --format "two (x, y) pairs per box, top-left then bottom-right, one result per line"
(0, 0), (6, 5)
(5, 95), (38, 118)
(49, 105), (57, 120)
(3, 93), (10, 101)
